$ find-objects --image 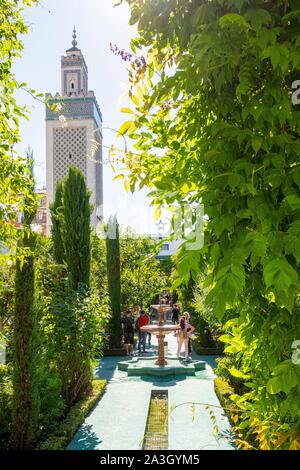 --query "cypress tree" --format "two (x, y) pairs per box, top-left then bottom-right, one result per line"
(12, 157), (38, 450)
(50, 179), (65, 264)
(62, 166), (91, 289)
(106, 216), (122, 350)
